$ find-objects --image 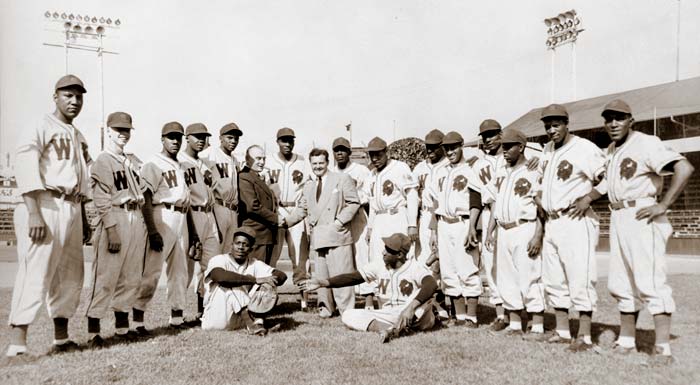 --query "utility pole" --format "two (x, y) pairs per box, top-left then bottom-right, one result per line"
(544, 10), (584, 102)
